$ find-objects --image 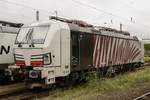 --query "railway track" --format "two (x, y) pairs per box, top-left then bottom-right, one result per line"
(0, 83), (27, 96)
(144, 62), (150, 66)
(0, 85), (50, 100)
(0, 82), (54, 100)
(0, 88), (50, 100)
(134, 92), (150, 100)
